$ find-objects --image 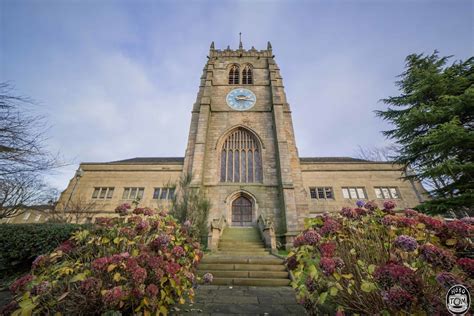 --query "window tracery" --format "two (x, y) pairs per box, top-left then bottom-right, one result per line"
(220, 128), (262, 183)
(242, 65), (253, 84)
(228, 65), (240, 84)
